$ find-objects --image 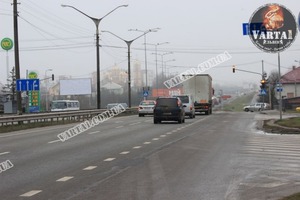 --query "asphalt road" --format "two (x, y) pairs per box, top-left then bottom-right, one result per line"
(0, 112), (299, 200)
